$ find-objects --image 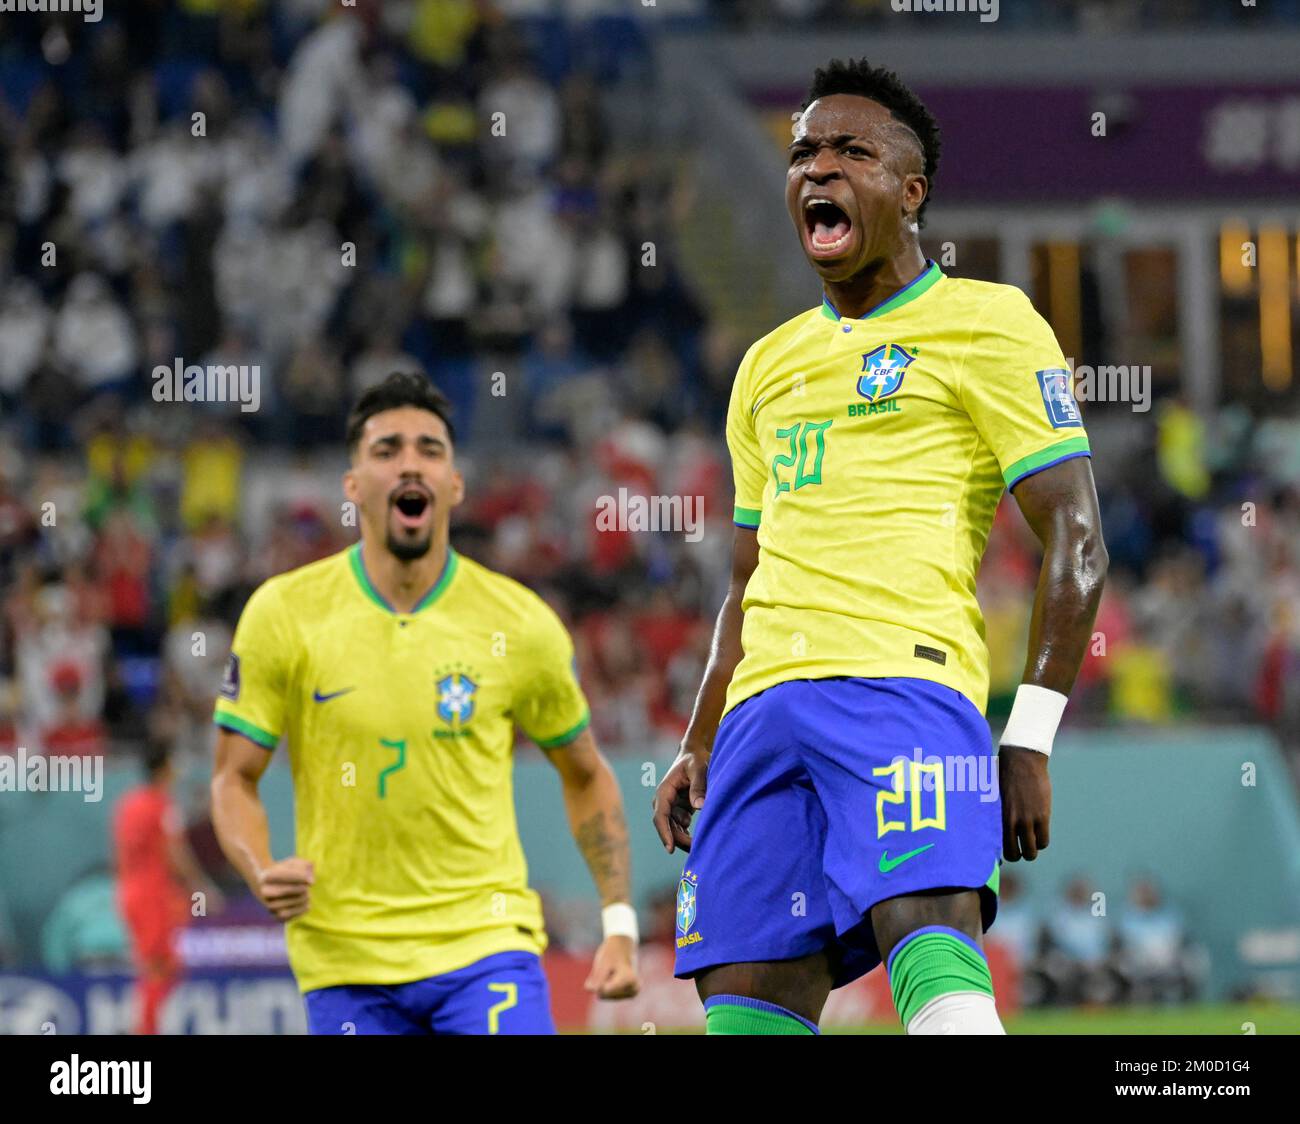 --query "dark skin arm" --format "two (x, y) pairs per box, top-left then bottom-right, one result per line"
(1001, 456), (1108, 862)
(652, 526), (759, 853)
